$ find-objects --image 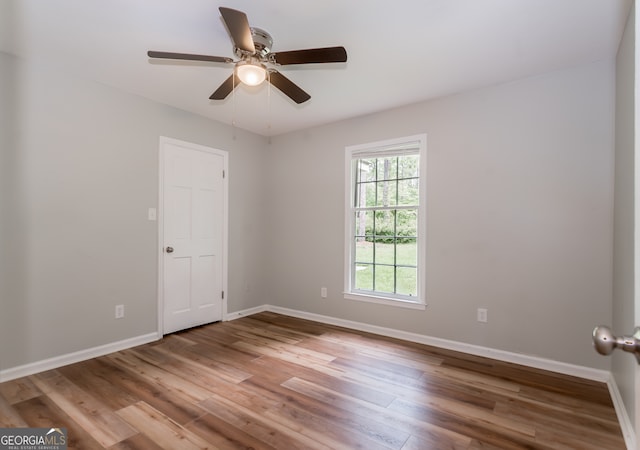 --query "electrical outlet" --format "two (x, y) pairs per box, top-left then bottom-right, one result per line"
(115, 304), (125, 319)
(321, 287), (327, 298)
(477, 308), (488, 323)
